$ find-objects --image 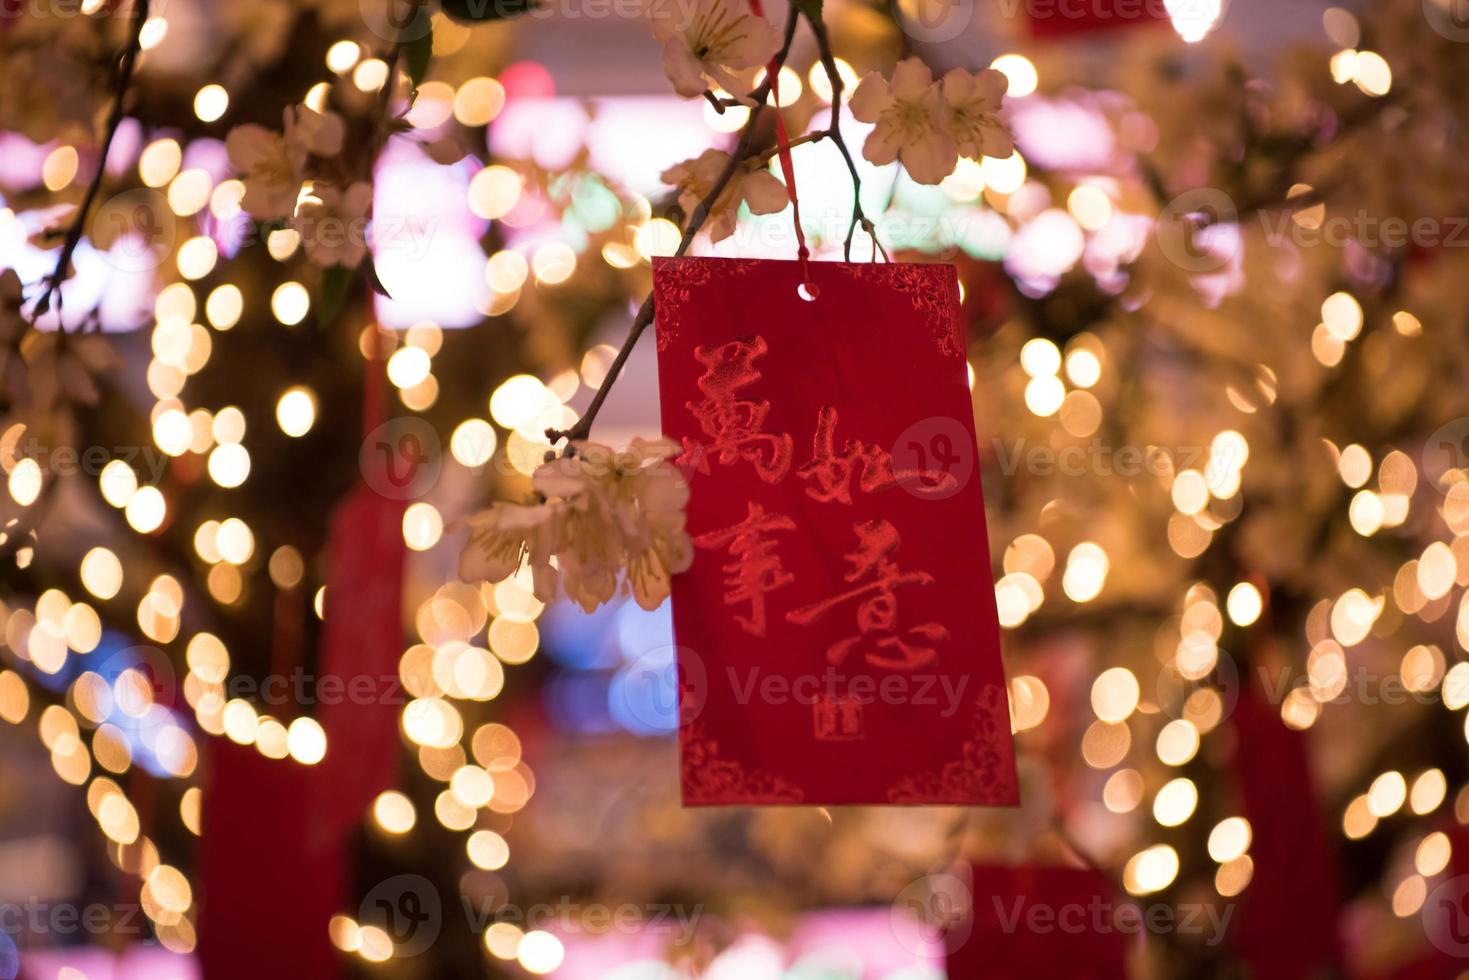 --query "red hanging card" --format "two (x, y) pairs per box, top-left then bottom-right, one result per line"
(653, 256), (1017, 806)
